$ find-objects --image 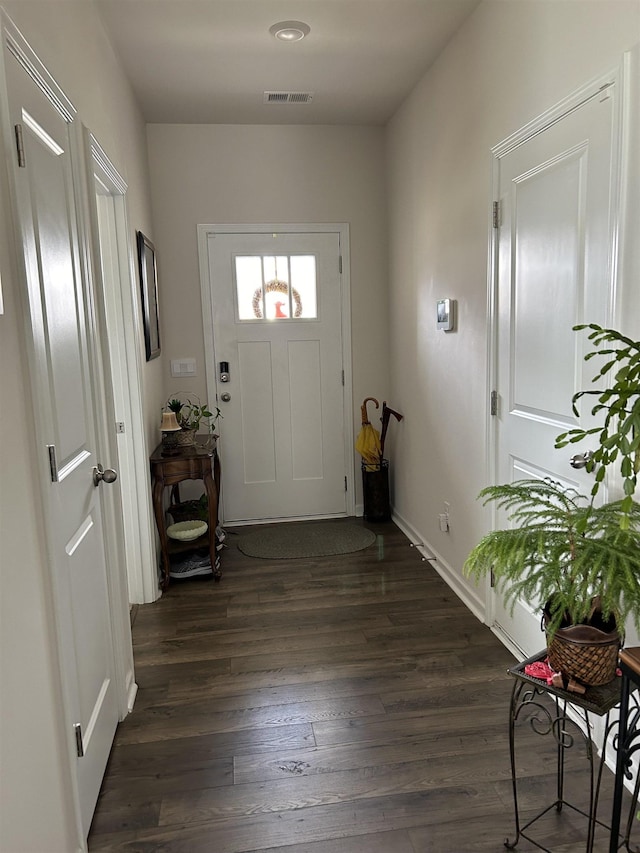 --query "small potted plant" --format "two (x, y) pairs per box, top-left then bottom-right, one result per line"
(166, 394), (221, 446)
(464, 324), (640, 686)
